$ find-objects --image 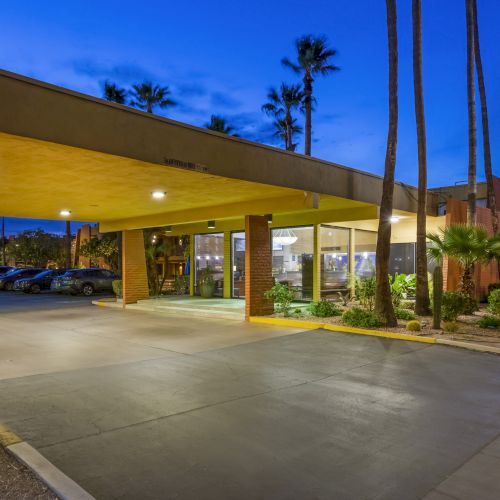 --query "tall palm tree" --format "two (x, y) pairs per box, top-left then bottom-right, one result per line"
(282, 35), (339, 156)
(129, 81), (176, 114)
(472, 0), (497, 234)
(374, 0), (398, 327)
(412, 0), (430, 315)
(465, 0), (477, 224)
(273, 118), (302, 151)
(102, 81), (126, 104)
(262, 83), (304, 151)
(205, 115), (238, 136)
